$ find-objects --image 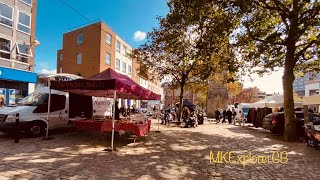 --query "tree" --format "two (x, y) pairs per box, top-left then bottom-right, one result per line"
(188, 82), (209, 109)
(235, 87), (261, 103)
(227, 82), (243, 104)
(134, 0), (240, 121)
(228, 0), (320, 141)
